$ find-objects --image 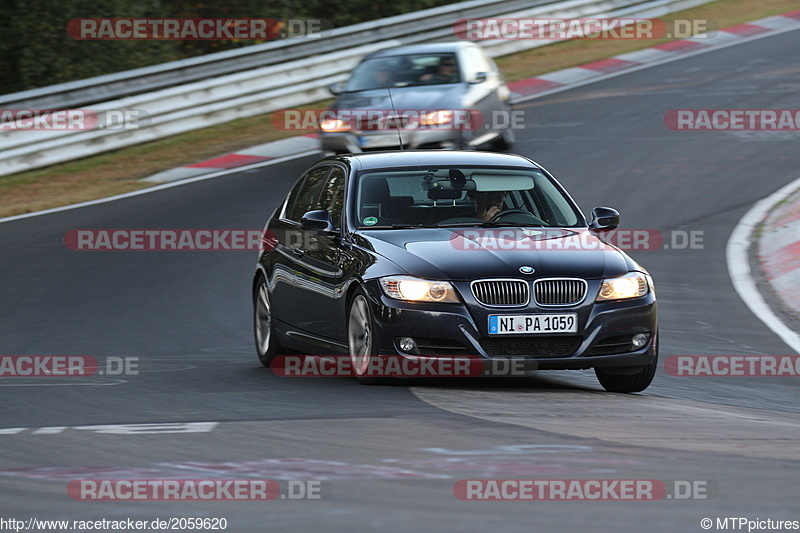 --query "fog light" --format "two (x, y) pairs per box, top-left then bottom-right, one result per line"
(399, 337), (417, 353)
(632, 333), (650, 348)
